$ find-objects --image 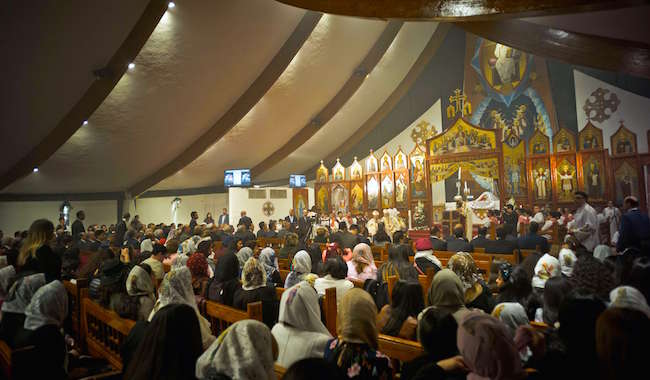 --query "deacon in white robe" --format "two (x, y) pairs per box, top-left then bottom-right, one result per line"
(603, 201), (621, 244)
(567, 191), (599, 251)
